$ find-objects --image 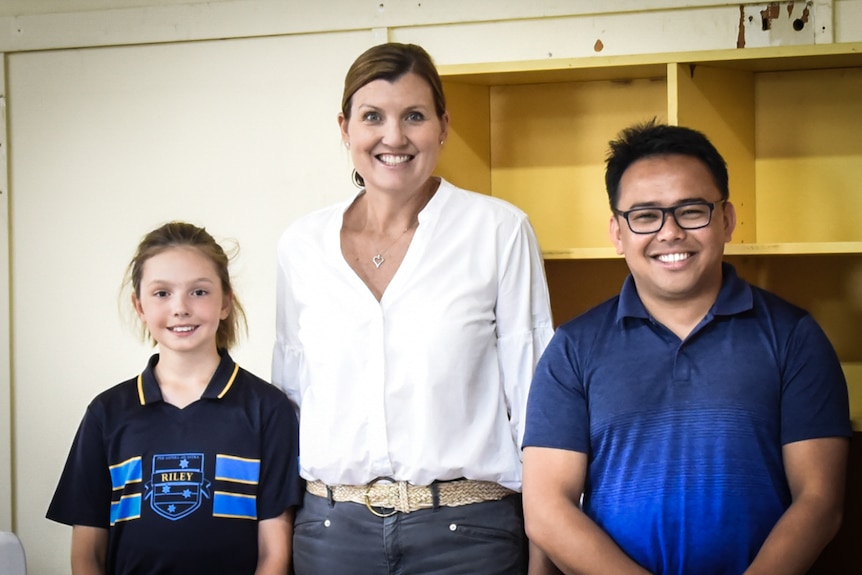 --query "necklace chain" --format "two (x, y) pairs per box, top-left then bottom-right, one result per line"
(372, 221), (417, 268)
(365, 180), (439, 269)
